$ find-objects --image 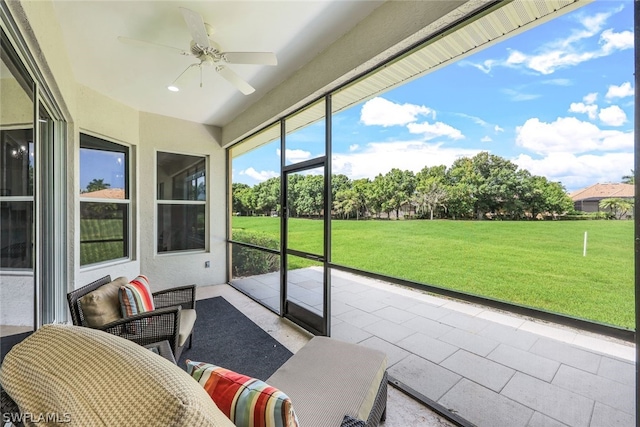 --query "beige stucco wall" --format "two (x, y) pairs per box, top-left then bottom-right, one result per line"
(138, 112), (226, 290)
(0, 78), (33, 126)
(8, 0), (77, 116)
(75, 95), (226, 291)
